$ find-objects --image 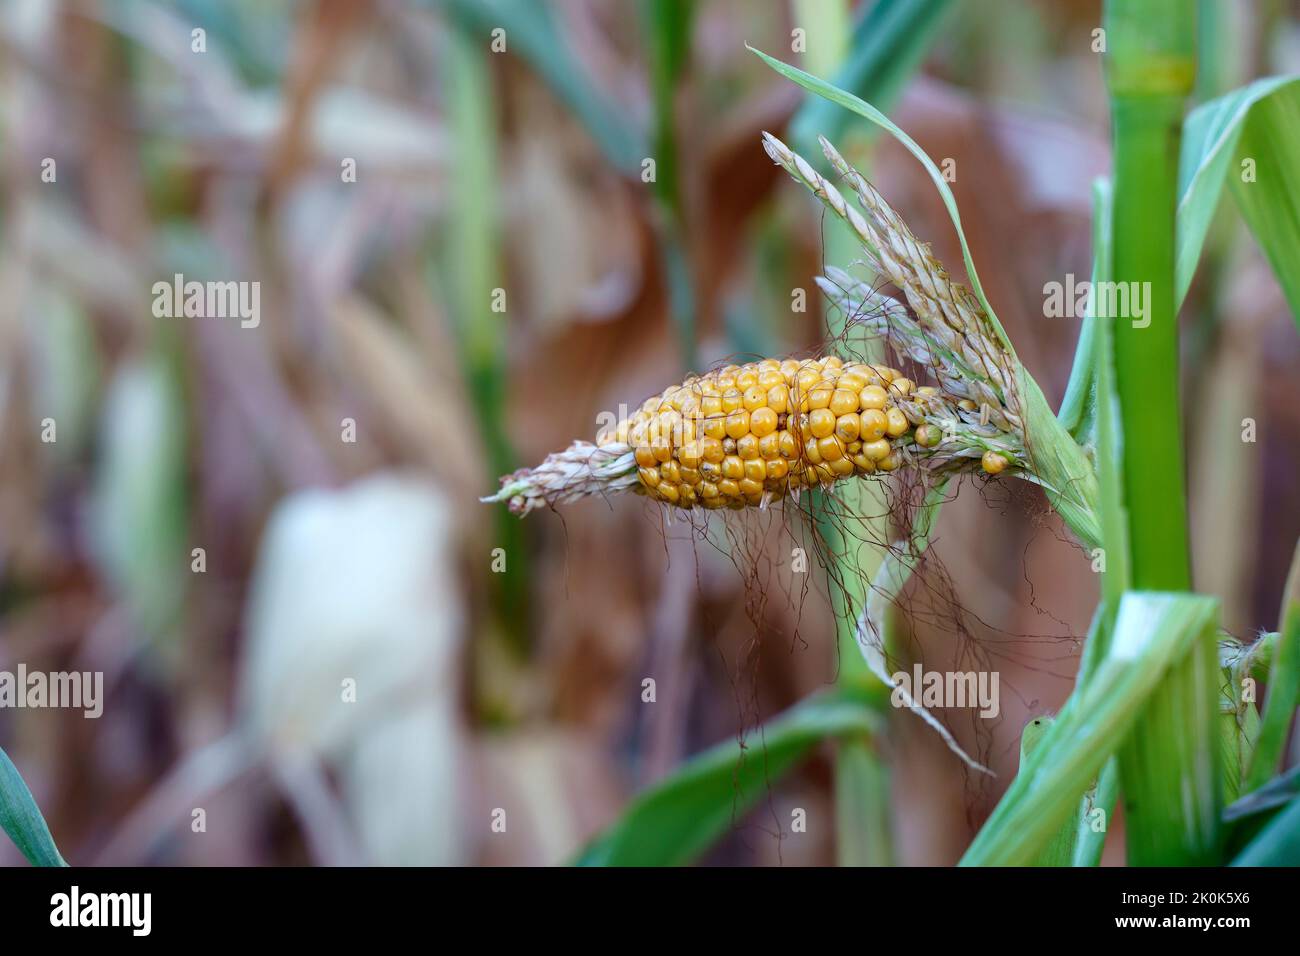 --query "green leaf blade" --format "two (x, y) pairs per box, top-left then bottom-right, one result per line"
(961, 592), (1219, 866)
(573, 689), (880, 866)
(1176, 74), (1300, 326)
(1243, 540), (1300, 791)
(0, 747), (68, 867)
(789, 0), (954, 152)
